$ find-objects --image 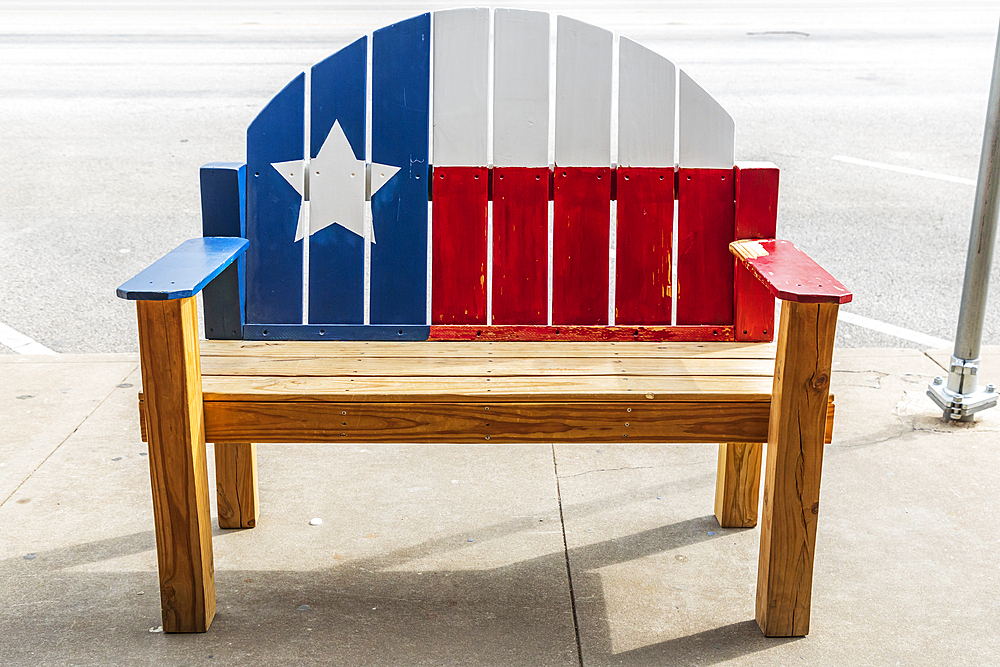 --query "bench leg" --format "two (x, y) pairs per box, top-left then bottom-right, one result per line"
(714, 443), (763, 528)
(137, 297), (216, 633)
(215, 442), (259, 529)
(756, 300), (838, 637)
